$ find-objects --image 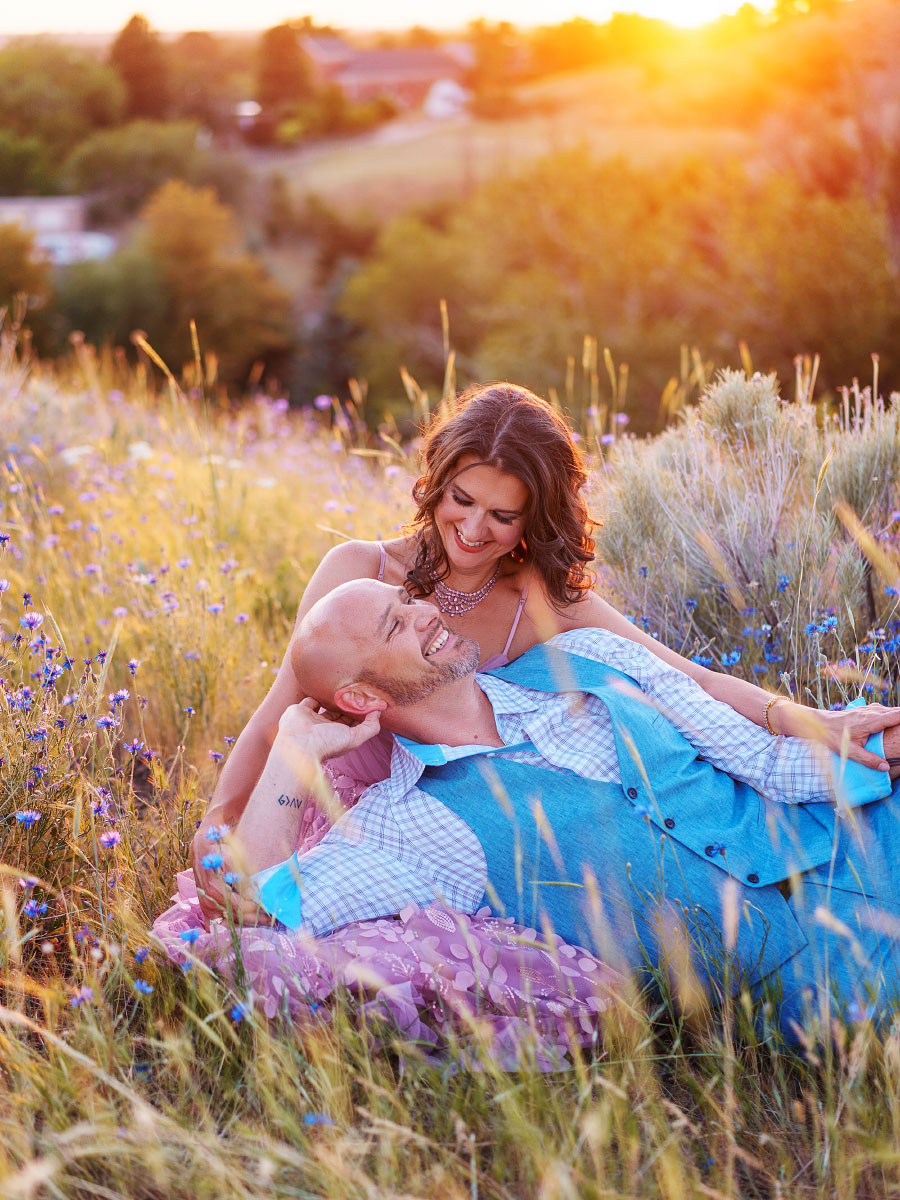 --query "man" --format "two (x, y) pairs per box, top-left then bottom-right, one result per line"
(218, 579), (900, 1036)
